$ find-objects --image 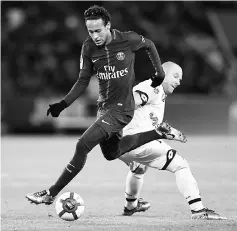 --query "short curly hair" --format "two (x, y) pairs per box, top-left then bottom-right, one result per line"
(84, 5), (111, 26)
